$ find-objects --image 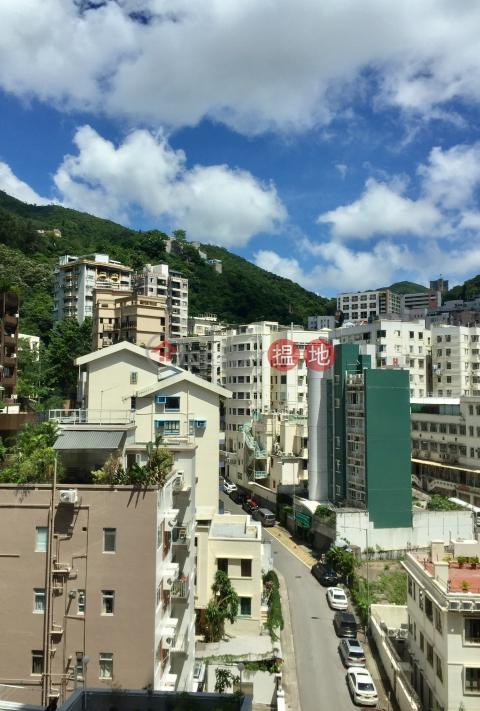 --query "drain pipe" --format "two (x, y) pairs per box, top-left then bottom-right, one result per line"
(42, 457), (57, 705)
